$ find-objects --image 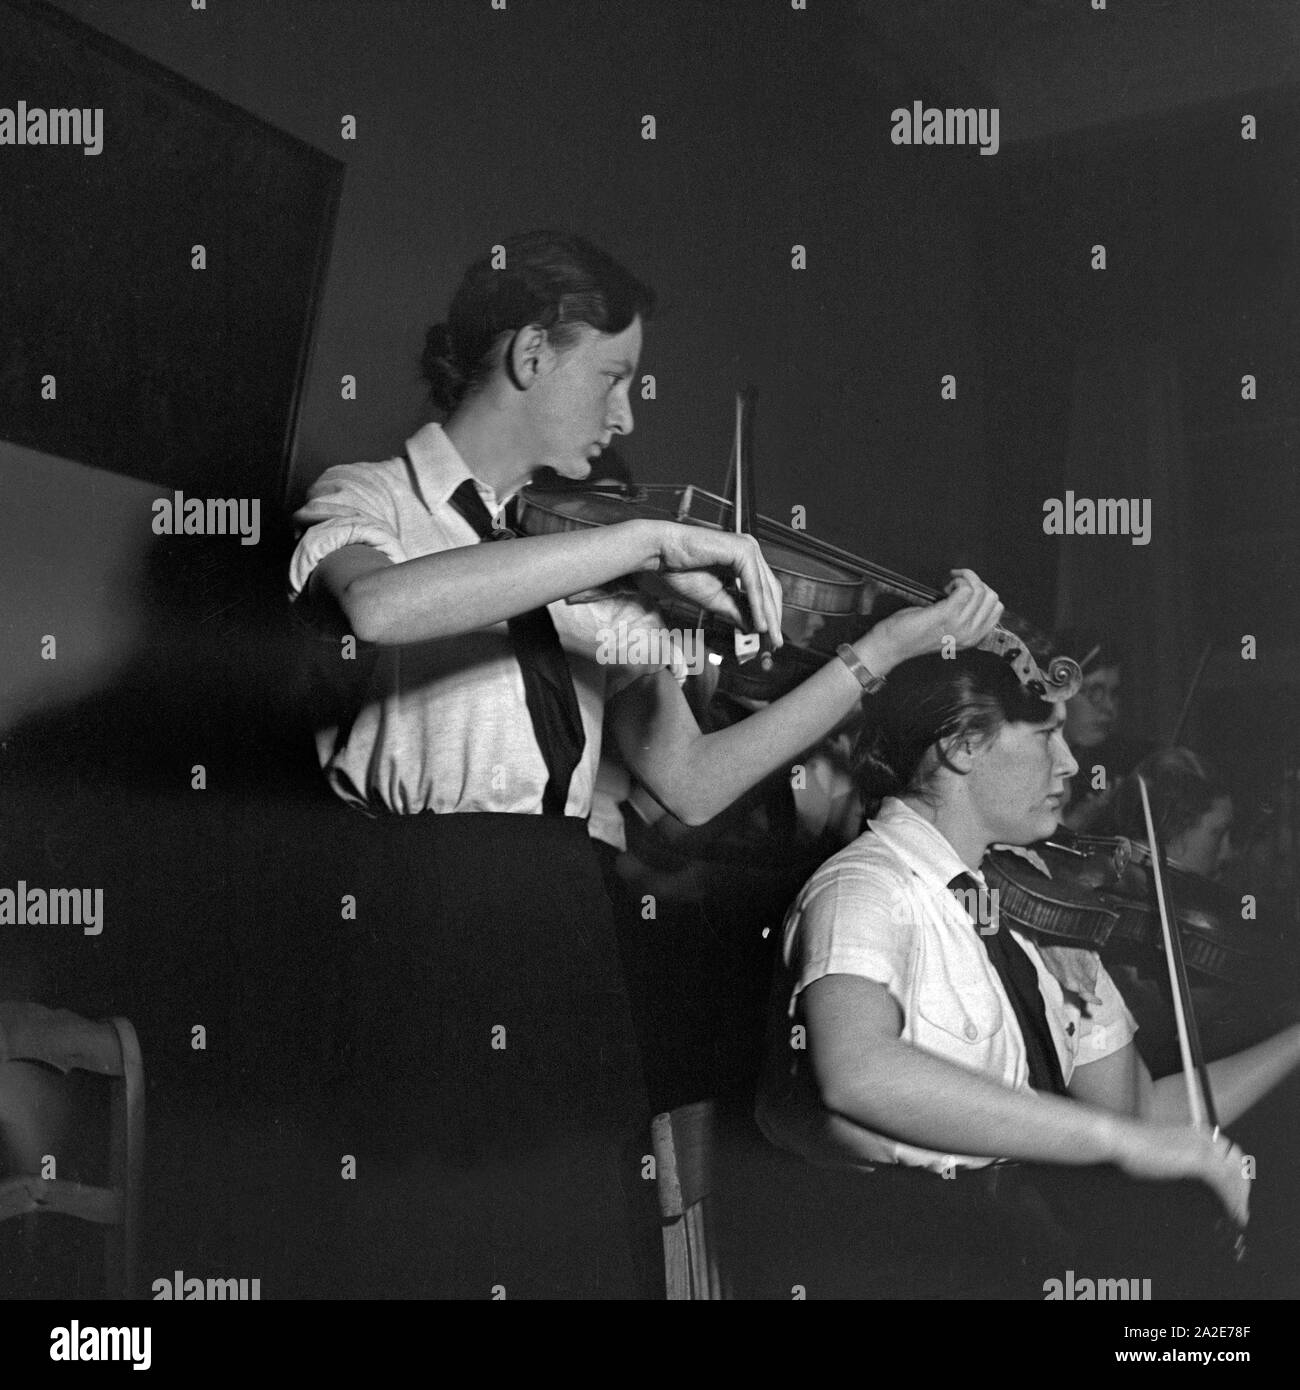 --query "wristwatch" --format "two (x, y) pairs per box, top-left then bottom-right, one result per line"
(836, 643), (886, 694)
